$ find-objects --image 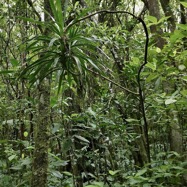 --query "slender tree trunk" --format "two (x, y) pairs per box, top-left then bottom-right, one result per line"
(31, 79), (51, 187)
(170, 111), (183, 154)
(143, 0), (165, 48)
(31, 0), (51, 186)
